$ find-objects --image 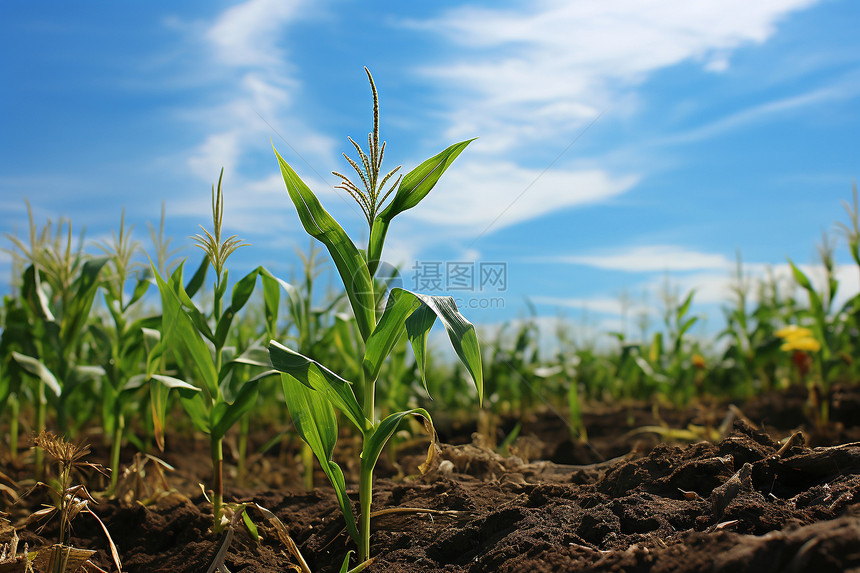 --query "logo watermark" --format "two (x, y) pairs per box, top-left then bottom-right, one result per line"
(351, 260), (508, 312)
